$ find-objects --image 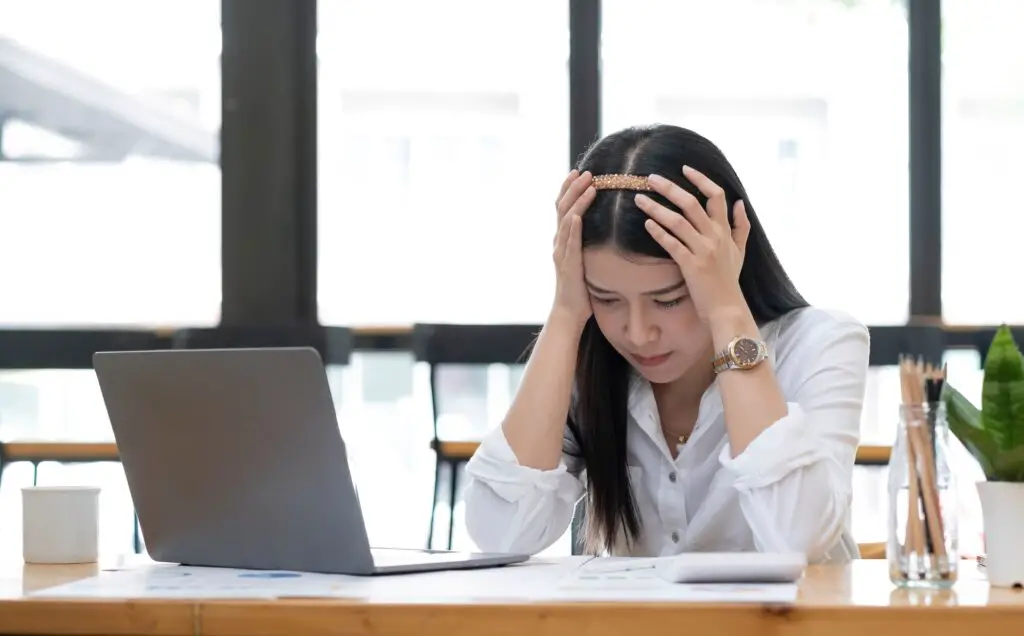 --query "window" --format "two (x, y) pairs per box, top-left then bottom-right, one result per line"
(318, 0), (570, 326)
(0, 0), (221, 326)
(0, 368), (130, 561)
(326, 354), (569, 553)
(941, 0), (1024, 324)
(602, 0), (910, 326)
